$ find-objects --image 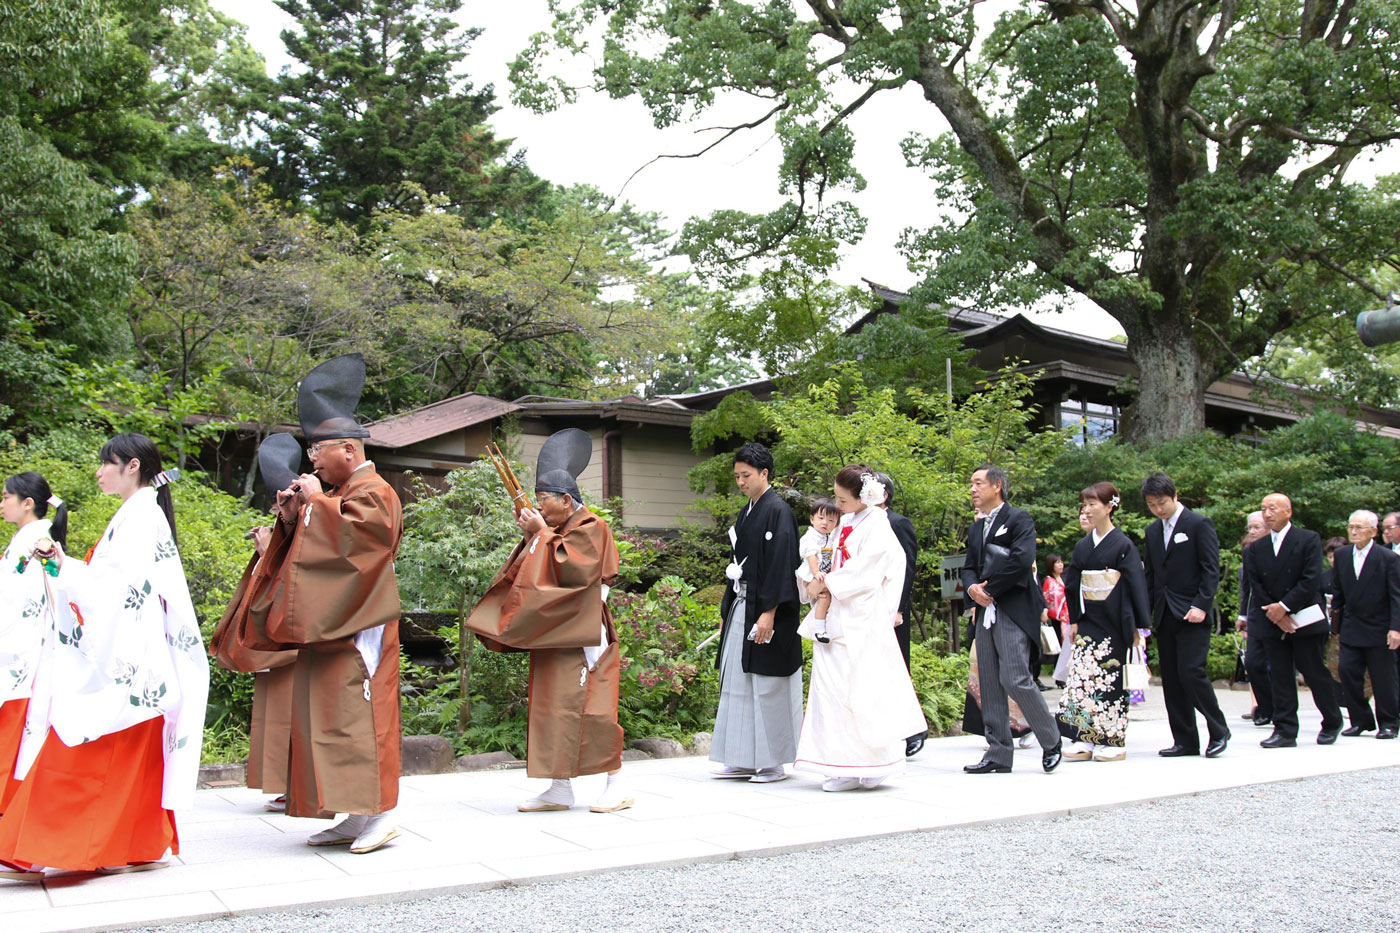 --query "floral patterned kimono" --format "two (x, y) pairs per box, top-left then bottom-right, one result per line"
(1057, 527), (1150, 748)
